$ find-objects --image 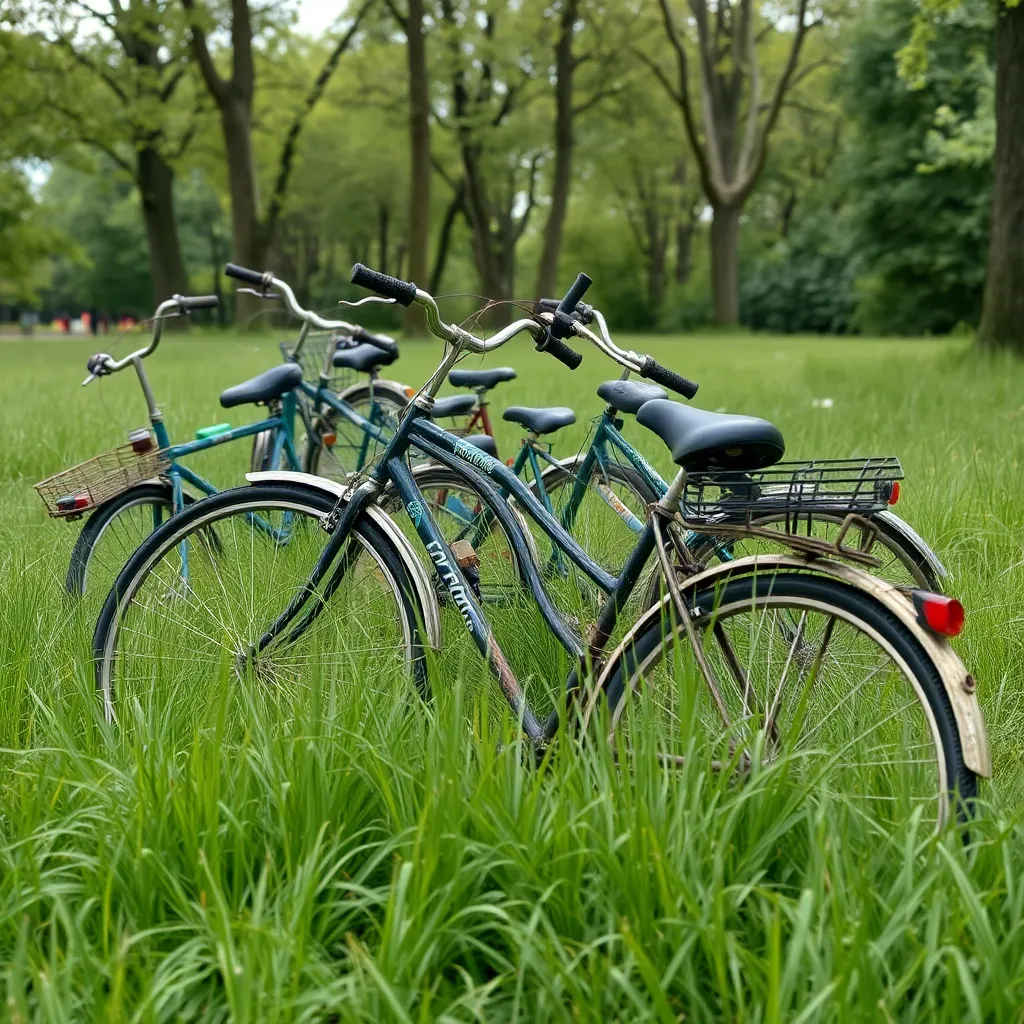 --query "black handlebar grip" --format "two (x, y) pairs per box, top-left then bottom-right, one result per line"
(534, 297), (596, 325)
(639, 356), (699, 399)
(353, 325), (399, 357)
(350, 263), (418, 307)
(557, 273), (592, 315)
(224, 262), (266, 286)
(536, 334), (583, 370)
(180, 294), (219, 311)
